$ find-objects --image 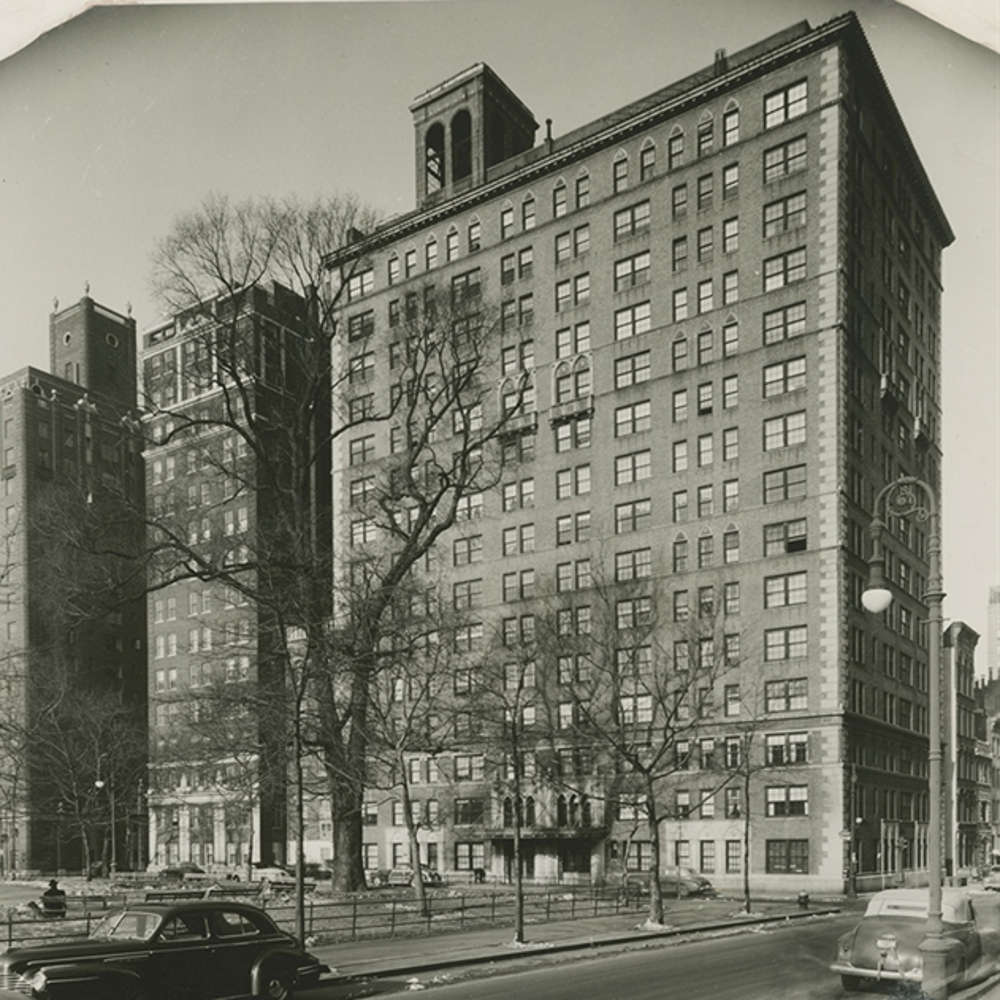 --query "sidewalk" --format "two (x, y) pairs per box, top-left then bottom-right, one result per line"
(314, 896), (842, 980)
